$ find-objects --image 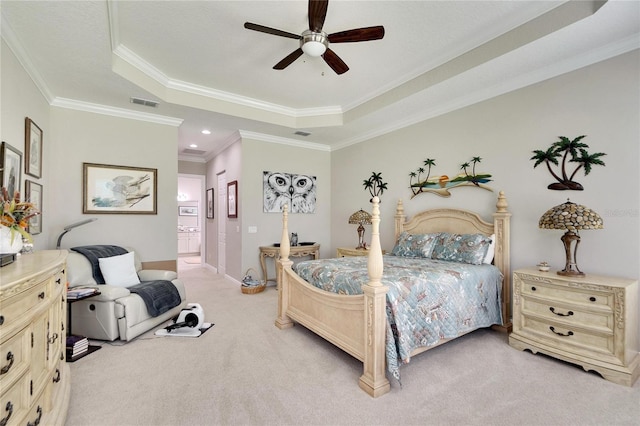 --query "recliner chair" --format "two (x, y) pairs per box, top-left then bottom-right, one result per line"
(66, 248), (187, 341)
